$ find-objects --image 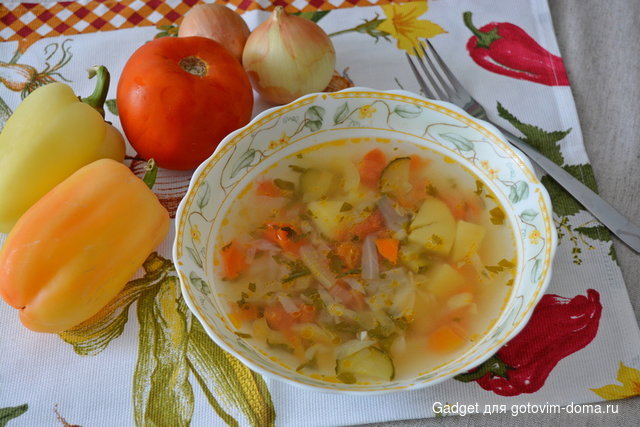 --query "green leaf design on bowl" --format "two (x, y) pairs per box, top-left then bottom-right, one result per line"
(393, 104), (421, 118)
(333, 102), (350, 124)
(230, 149), (258, 179)
(520, 209), (538, 222)
(439, 132), (474, 152)
(509, 181), (530, 203)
